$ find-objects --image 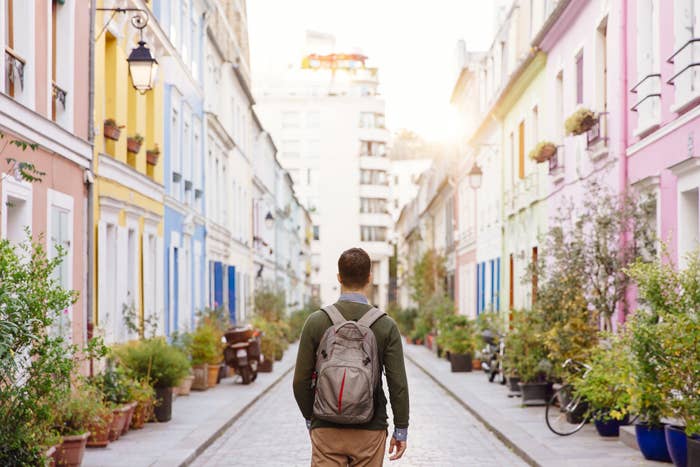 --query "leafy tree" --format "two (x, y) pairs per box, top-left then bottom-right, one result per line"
(409, 249), (446, 309)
